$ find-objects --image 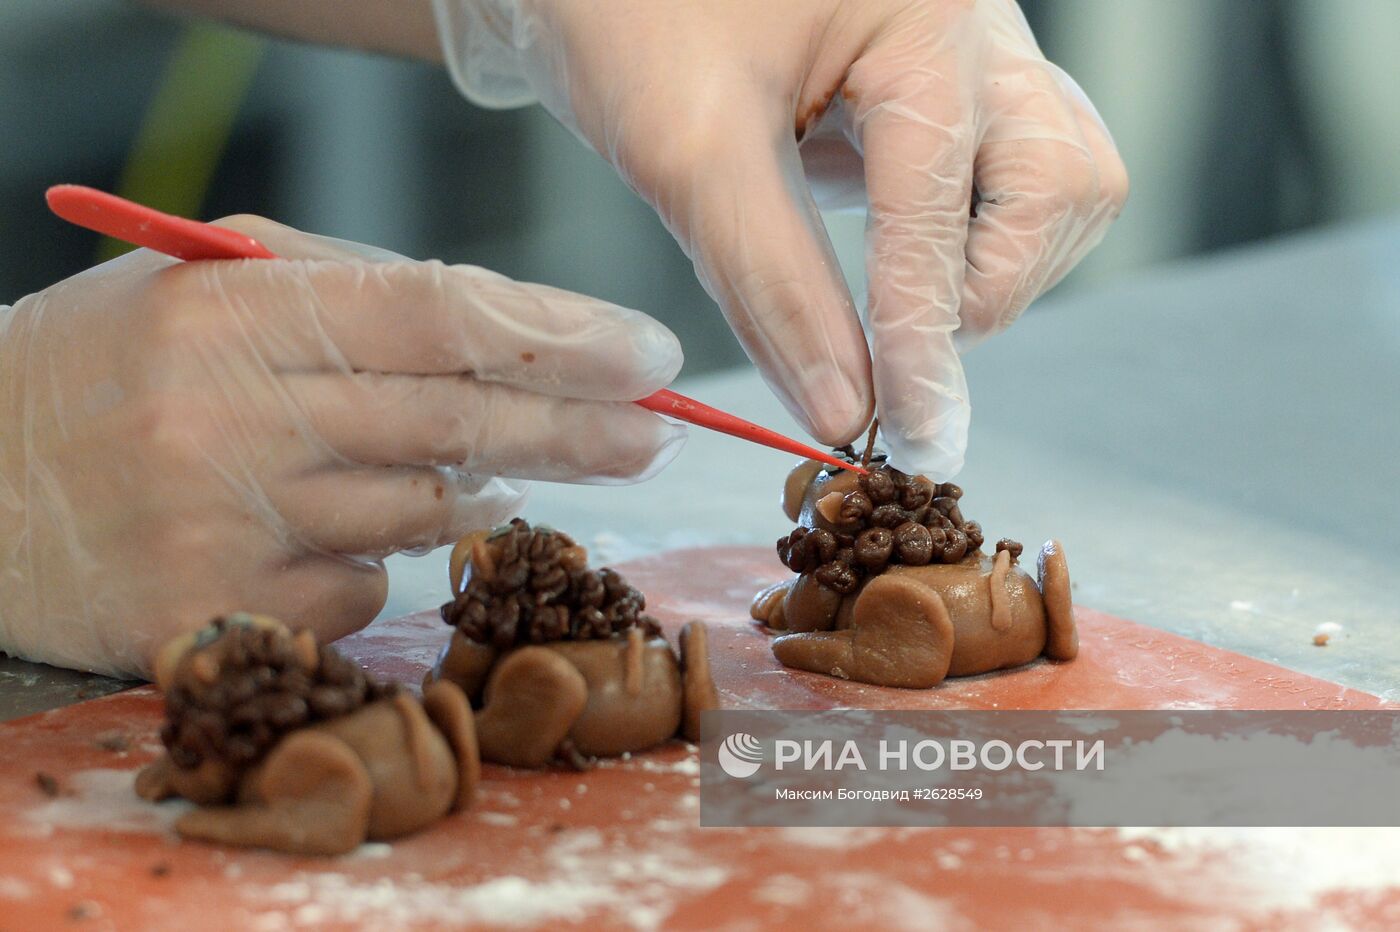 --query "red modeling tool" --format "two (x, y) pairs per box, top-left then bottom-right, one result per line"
(46, 184), (866, 475)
